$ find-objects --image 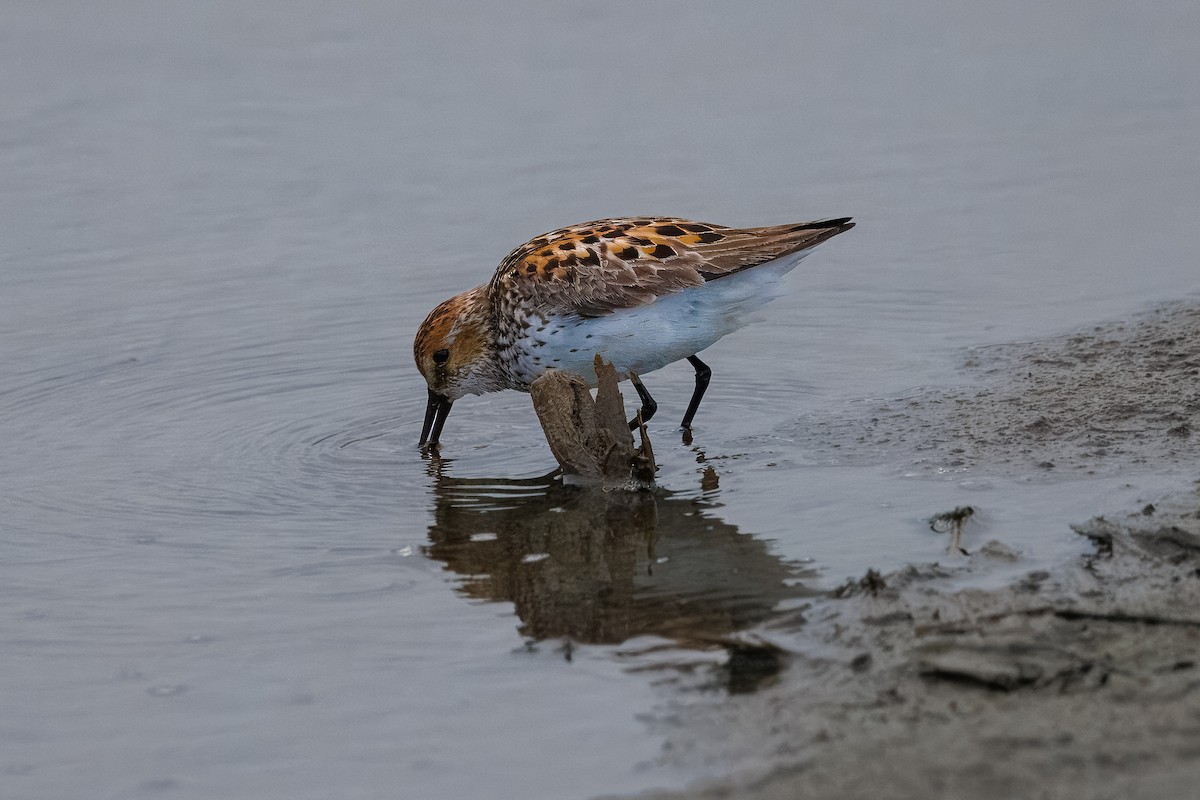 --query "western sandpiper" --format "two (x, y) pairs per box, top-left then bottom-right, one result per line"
(415, 215), (854, 449)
